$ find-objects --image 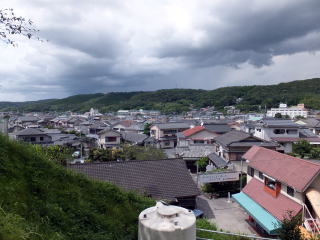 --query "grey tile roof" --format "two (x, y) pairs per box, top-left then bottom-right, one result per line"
(259, 119), (300, 128)
(208, 153), (228, 168)
(203, 124), (231, 133)
(154, 122), (192, 130)
(175, 145), (215, 158)
(15, 128), (47, 136)
(214, 130), (251, 147)
(298, 118), (320, 128)
(121, 132), (148, 144)
(18, 116), (40, 122)
(68, 159), (200, 200)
